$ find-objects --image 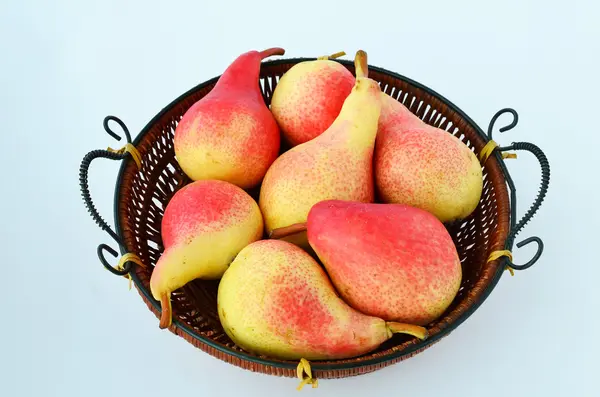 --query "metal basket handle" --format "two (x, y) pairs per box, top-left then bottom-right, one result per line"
(79, 115), (140, 276)
(486, 108), (551, 271)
